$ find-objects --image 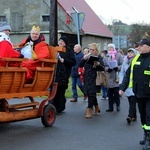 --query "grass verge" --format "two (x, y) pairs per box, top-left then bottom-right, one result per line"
(65, 78), (101, 98)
